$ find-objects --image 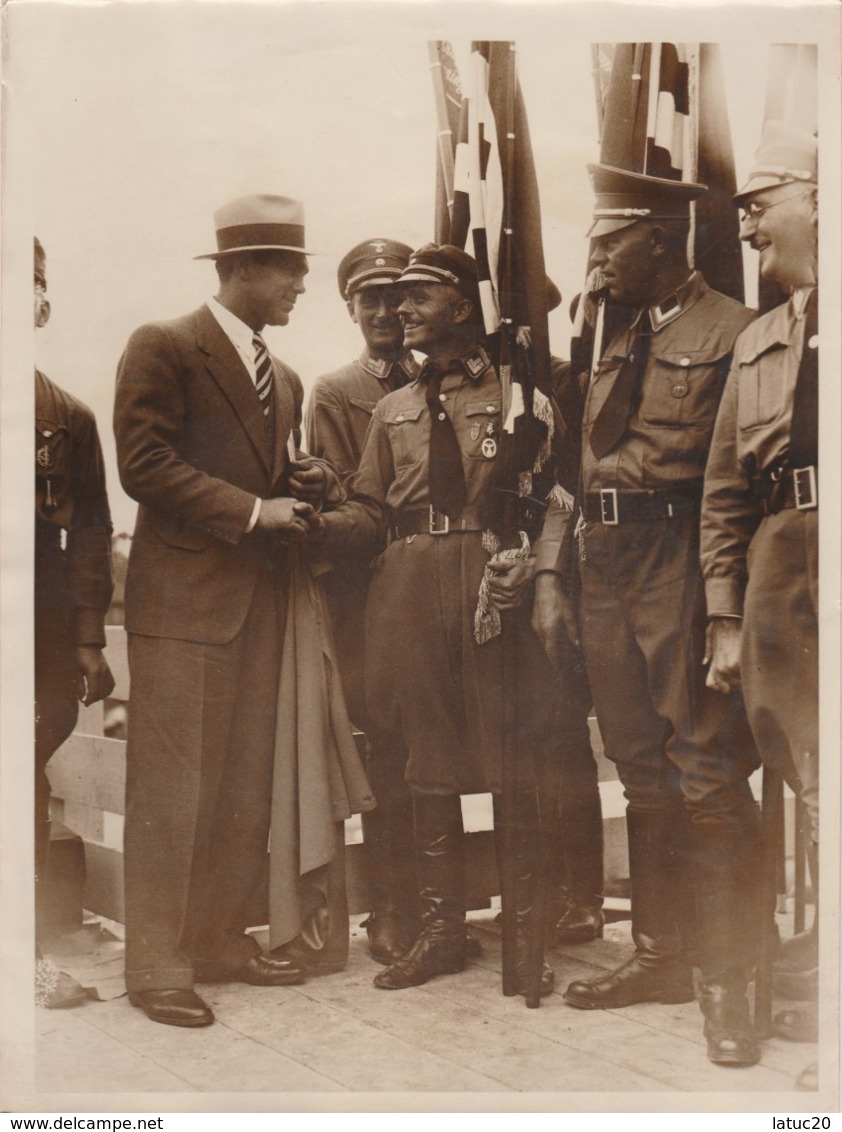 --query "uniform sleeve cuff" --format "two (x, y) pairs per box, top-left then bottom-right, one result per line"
(71, 609), (107, 649)
(704, 576), (745, 619)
